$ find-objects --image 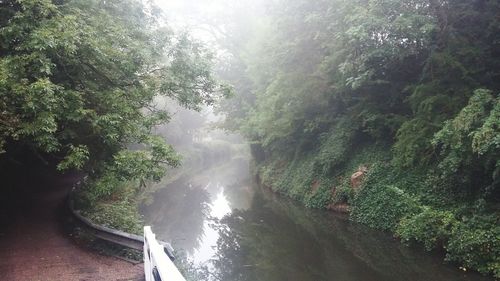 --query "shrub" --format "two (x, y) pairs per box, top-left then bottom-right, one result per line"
(314, 118), (356, 175)
(304, 179), (334, 208)
(278, 156), (315, 201)
(332, 185), (354, 205)
(446, 215), (500, 278)
(84, 199), (143, 235)
(351, 184), (421, 231)
(82, 172), (123, 203)
(396, 208), (457, 251)
(77, 180), (143, 235)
